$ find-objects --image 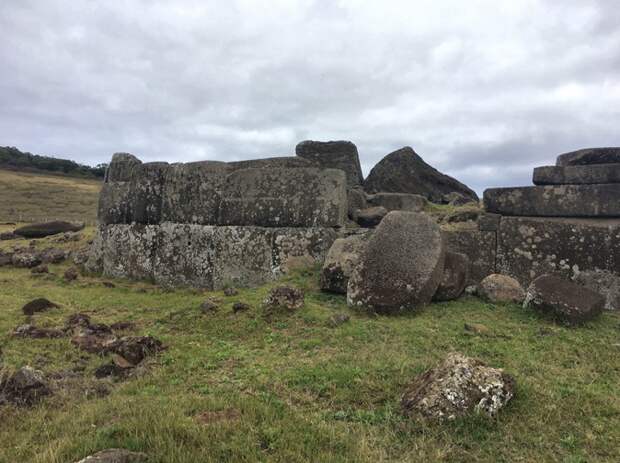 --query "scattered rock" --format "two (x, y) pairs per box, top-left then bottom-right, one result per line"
(347, 211), (445, 314)
(105, 336), (164, 365)
(94, 363), (128, 379)
(0, 251), (13, 266)
(355, 206), (388, 227)
(523, 274), (604, 325)
(433, 252), (470, 301)
(13, 221), (84, 239)
(110, 321), (136, 331)
(573, 270), (620, 311)
(102, 281), (116, 288)
(22, 298), (60, 316)
(464, 285), (478, 296)
(64, 266), (79, 281)
(31, 265), (49, 274)
(0, 366), (51, 406)
(0, 231), (18, 240)
(263, 286), (305, 311)
(224, 287), (239, 297)
(363, 146), (478, 203)
(39, 248), (67, 264)
(232, 302), (250, 313)
(54, 232), (81, 243)
(327, 313), (350, 327)
(478, 274), (525, 304)
(401, 352), (515, 420)
(200, 299), (219, 313)
(320, 232), (371, 294)
(13, 324), (64, 339)
(12, 252), (42, 268)
(73, 448), (148, 463)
